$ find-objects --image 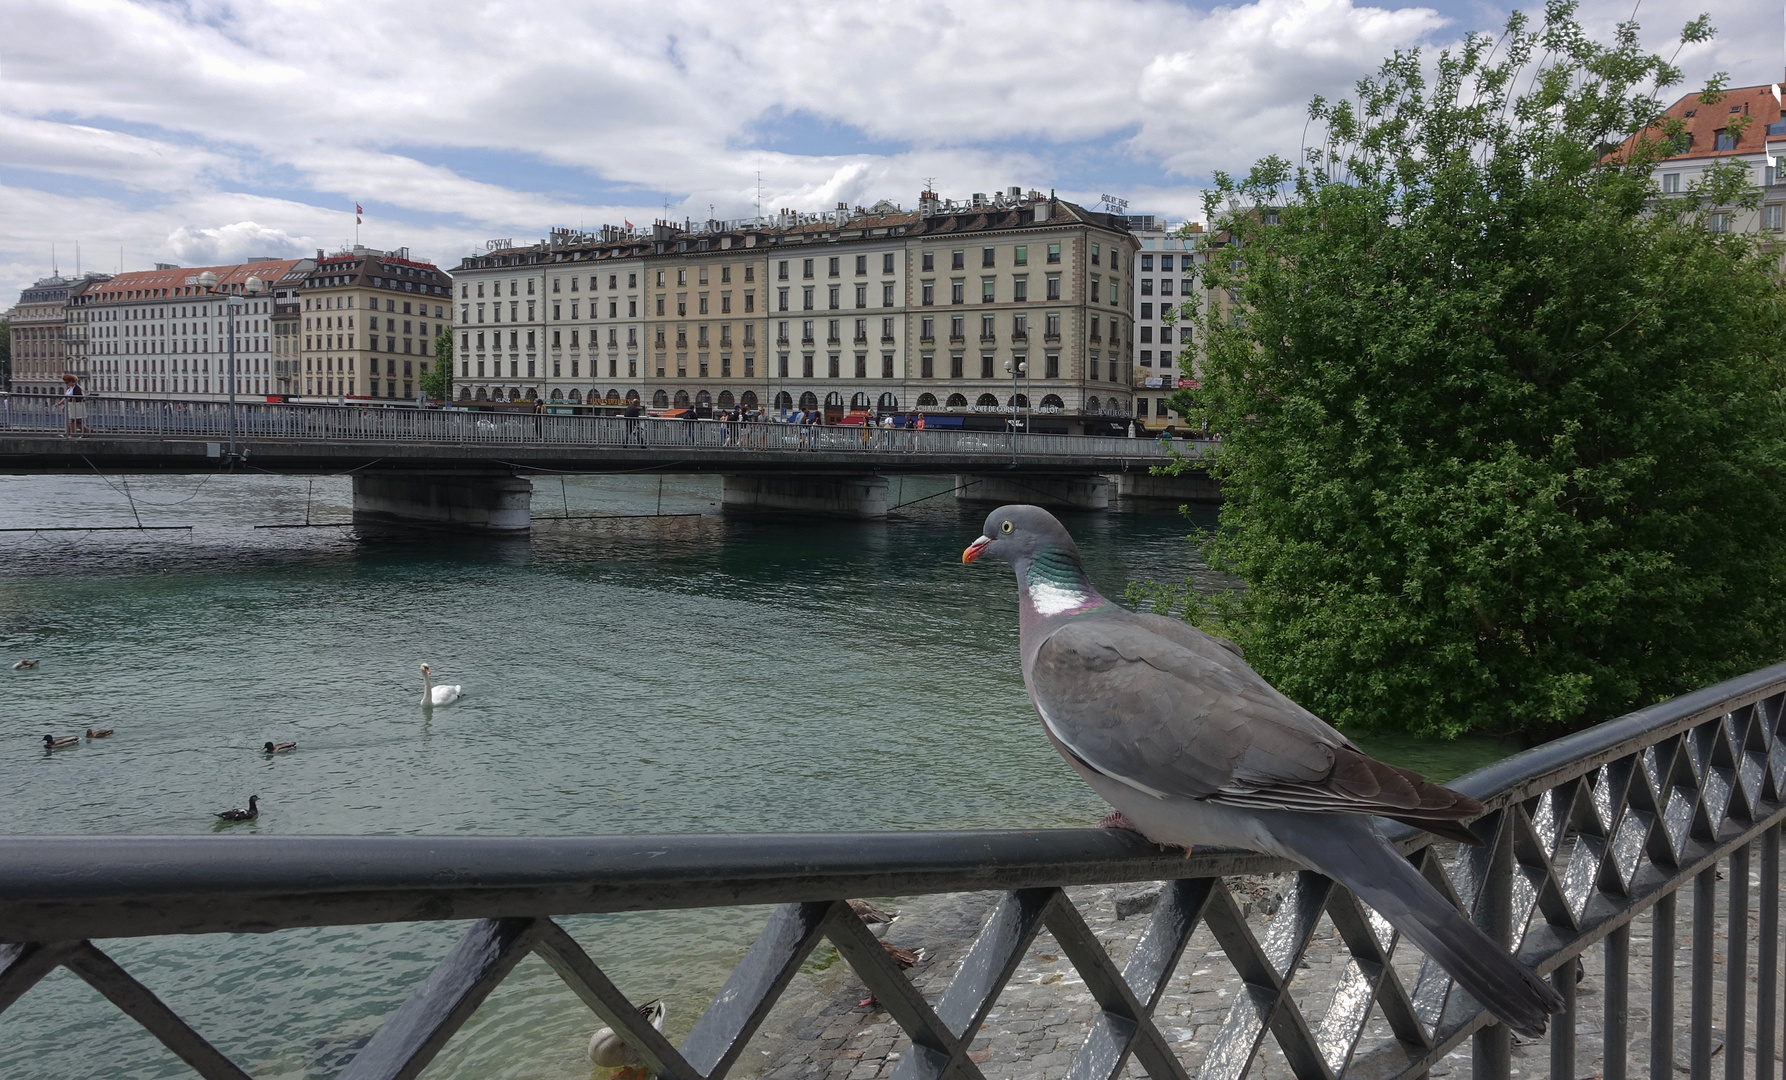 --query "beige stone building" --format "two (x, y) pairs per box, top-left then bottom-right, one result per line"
(296, 246), (452, 400)
(6, 274), (108, 397)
